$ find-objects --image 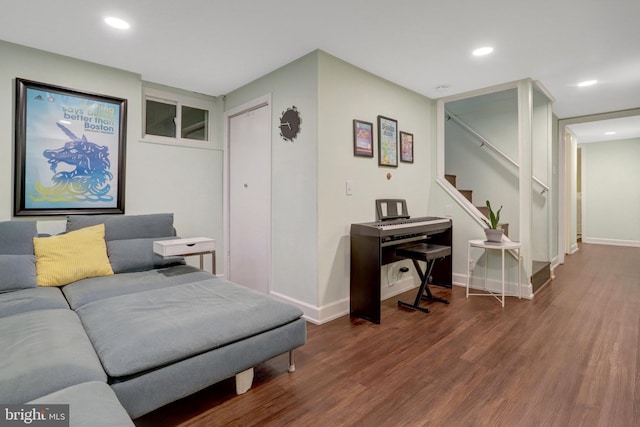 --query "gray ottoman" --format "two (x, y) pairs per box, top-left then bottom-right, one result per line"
(30, 381), (134, 427)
